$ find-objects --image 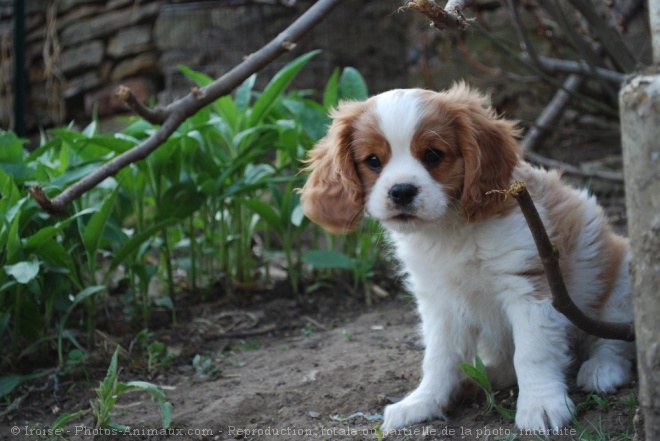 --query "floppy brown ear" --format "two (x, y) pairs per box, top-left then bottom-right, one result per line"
(299, 101), (367, 234)
(449, 85), (522, 223)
